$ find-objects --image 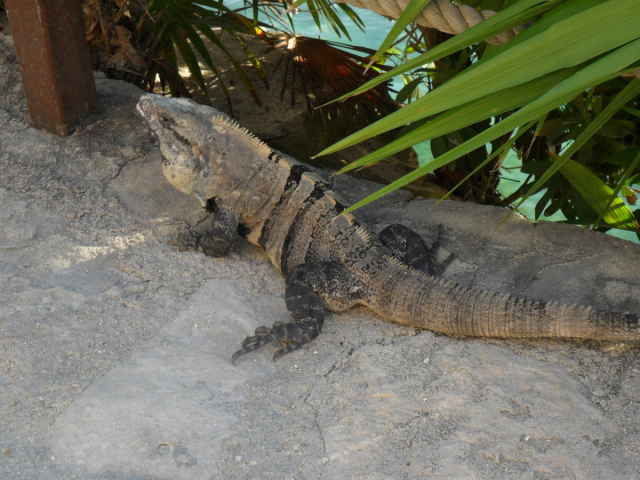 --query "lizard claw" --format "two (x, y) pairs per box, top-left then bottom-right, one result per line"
(231, 320), (320, 365)
(232, 324), (282, 365)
